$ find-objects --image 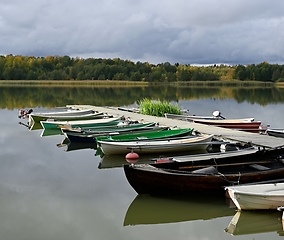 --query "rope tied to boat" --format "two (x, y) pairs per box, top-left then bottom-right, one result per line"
(212, 158), (241, 184)
(215, 171), (241, 185)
